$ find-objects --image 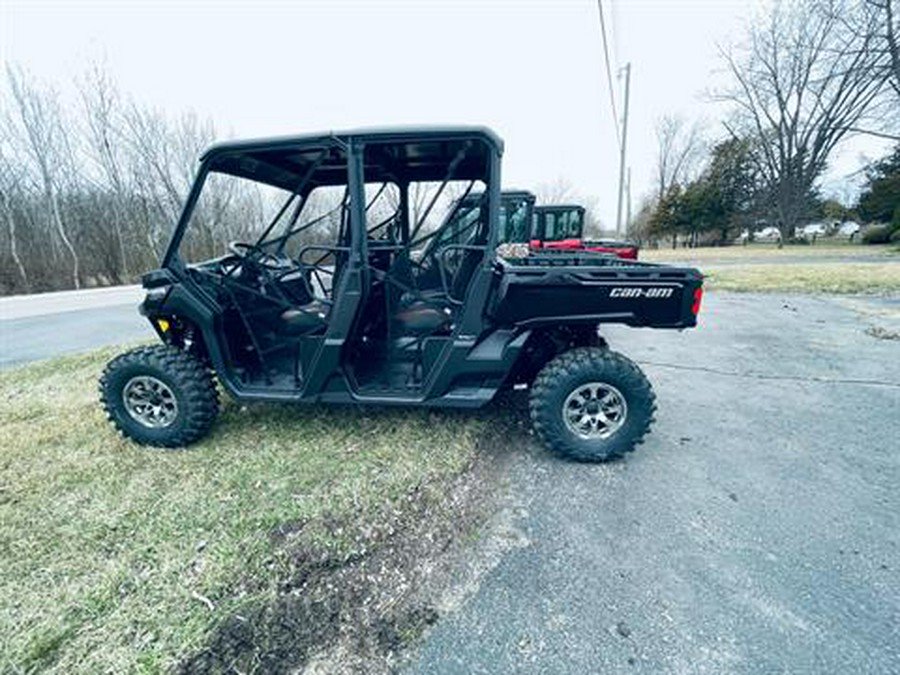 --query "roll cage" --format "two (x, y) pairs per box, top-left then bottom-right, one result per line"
(148, 127), (507, 403)
(164, 127), (503, 266)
